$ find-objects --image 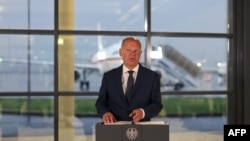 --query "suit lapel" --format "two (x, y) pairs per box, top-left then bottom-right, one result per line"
(115, 65), (128, 104)
(134, 65), (144, 88)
